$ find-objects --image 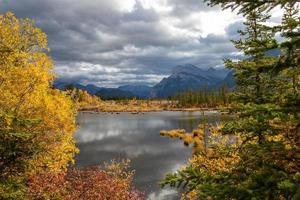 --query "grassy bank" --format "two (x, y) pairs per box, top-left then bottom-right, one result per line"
(78, 99), (229, 113)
